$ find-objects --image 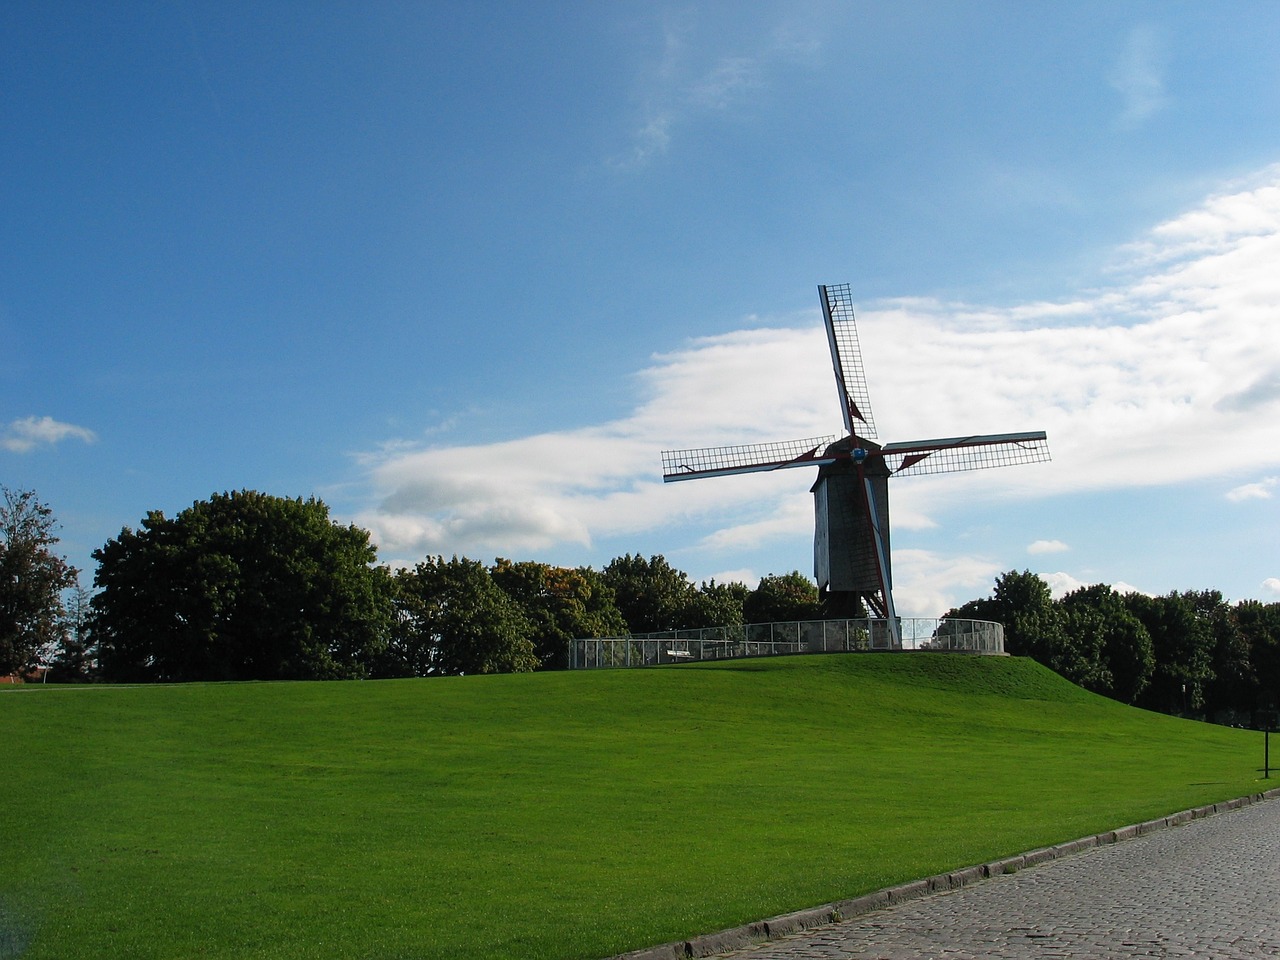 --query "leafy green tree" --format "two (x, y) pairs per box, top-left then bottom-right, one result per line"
(387, 557), (537, 676)
(48, 582), (97, 682)
(1124, 591), (1215, 715)
(600, 554), (697, 633)
(1055, 603), (1113, 691)
(683, 579), (749, 630)
(744, 572), (821, 624)
(92, 491), (392, 682)
(0, 487), (79, 677)
(377, 566), (435, 678)
(1059, 584), (1154, 704)
(947, 570), (1081, 678)
(1235, 600), (1280, 719)
(490, 559), (626, 669)
(1193, 590), (1252, 720)
(990, 570), (1069, 664)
